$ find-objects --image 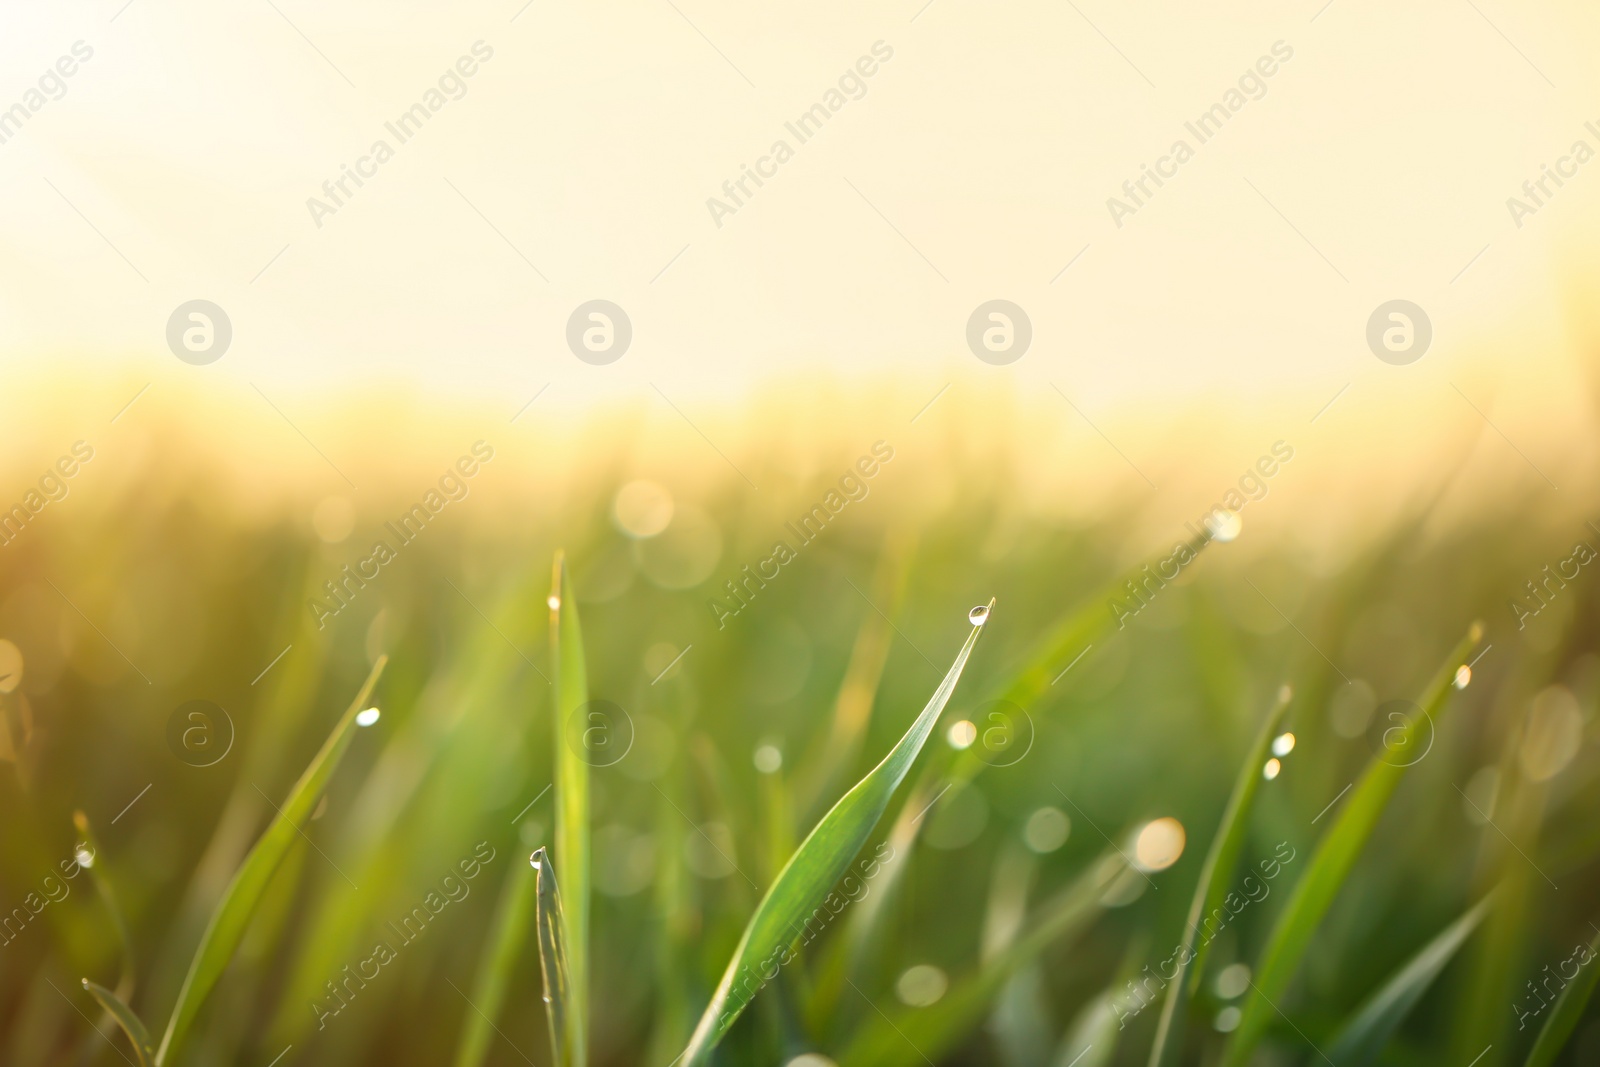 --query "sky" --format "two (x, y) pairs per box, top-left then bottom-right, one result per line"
(0, 0), (1597, 433)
